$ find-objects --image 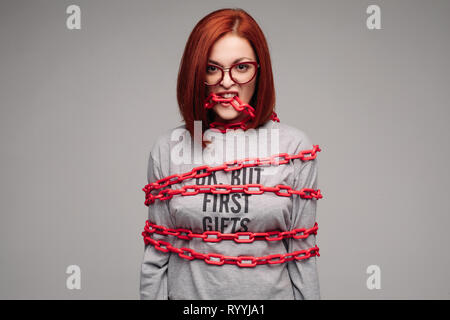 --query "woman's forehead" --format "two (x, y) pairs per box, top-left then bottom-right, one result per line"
(208, 34), (255, 64)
